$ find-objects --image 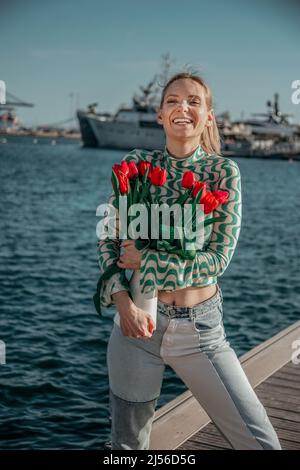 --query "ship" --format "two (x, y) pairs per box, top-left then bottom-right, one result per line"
(0, 91), (33, 132)
(77, 103), (112, 148)
(77, 78), (165, 150)
(0, 109), (20, 130)
(221, 93), (300, 159)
